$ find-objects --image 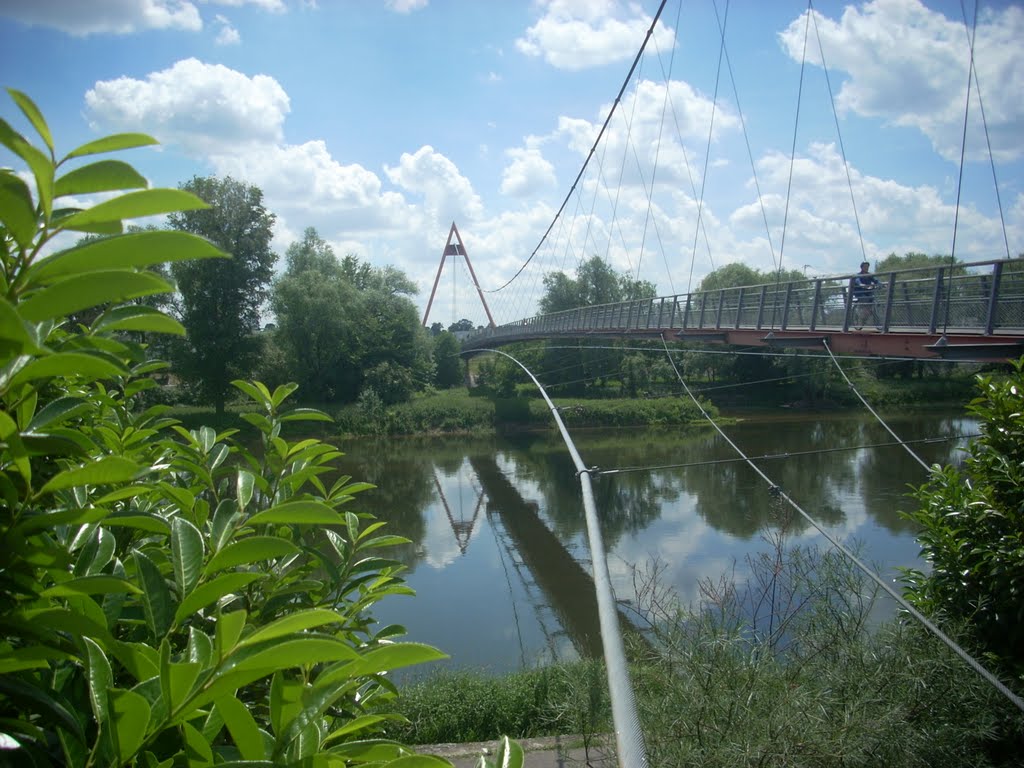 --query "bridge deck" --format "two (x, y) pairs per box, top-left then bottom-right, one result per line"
(464, 258), (1024, 361)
